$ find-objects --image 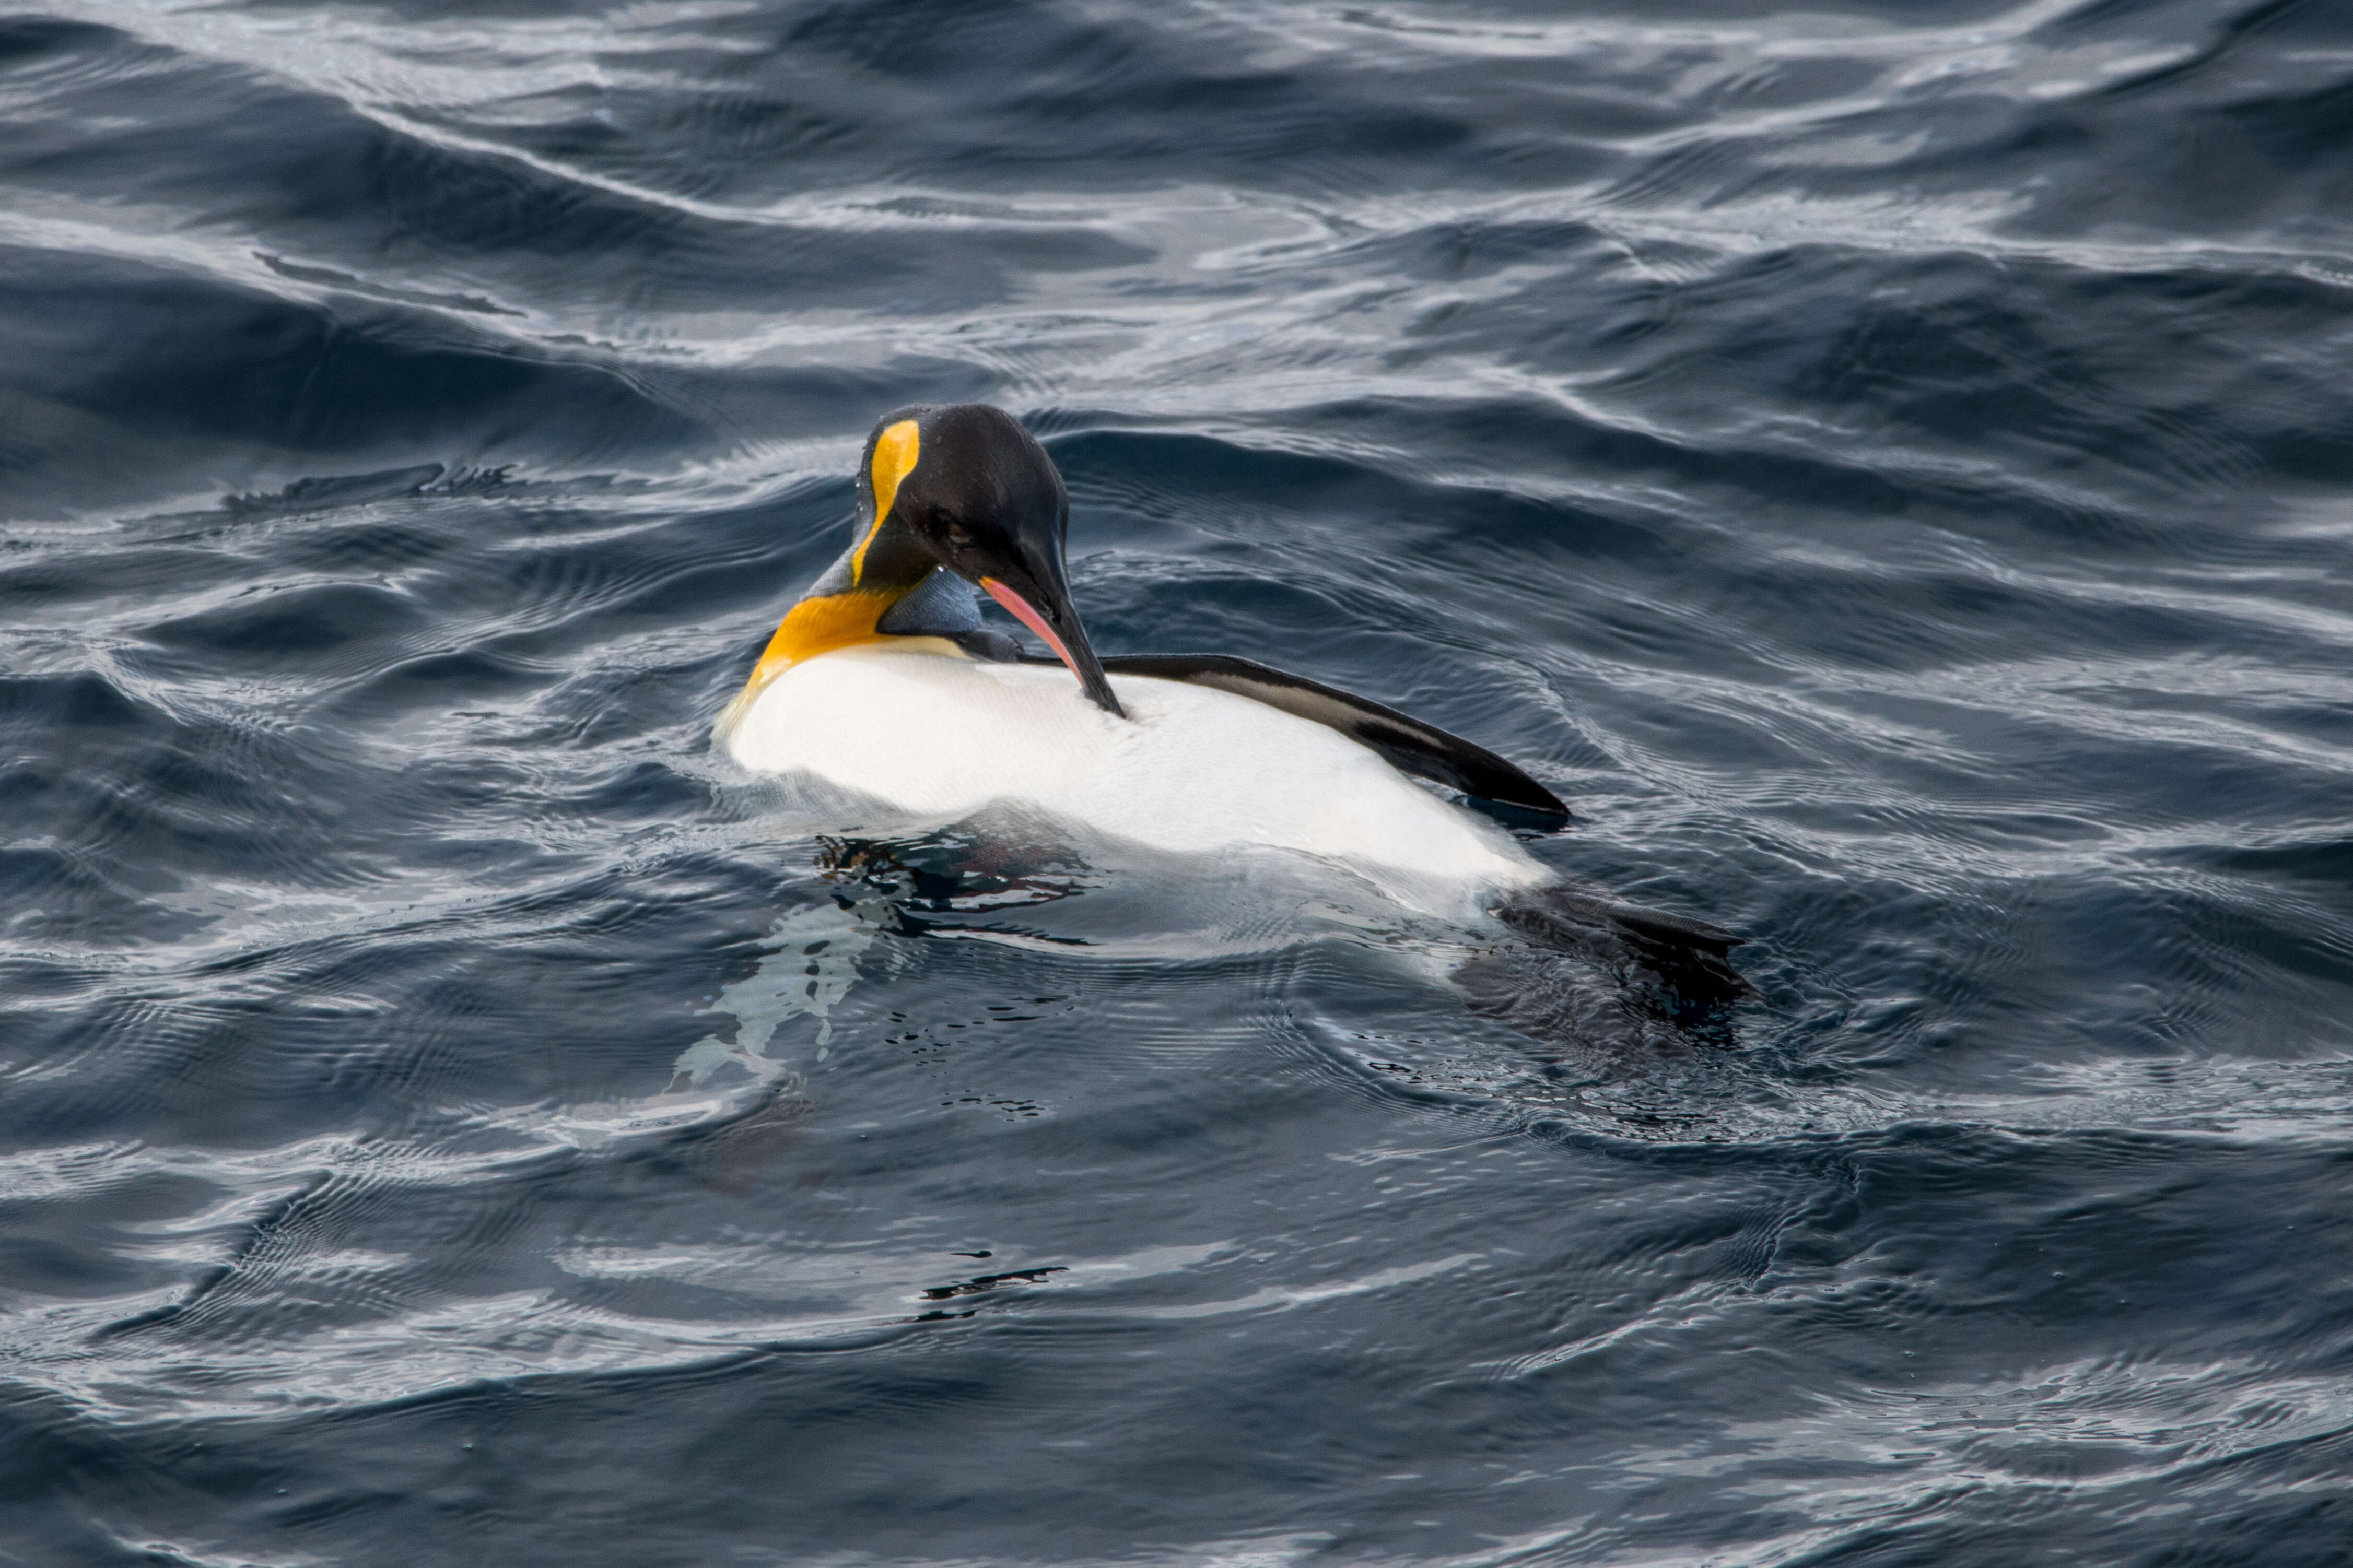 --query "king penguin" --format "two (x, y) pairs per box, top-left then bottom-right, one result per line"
(717, 403), (1749, 995)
